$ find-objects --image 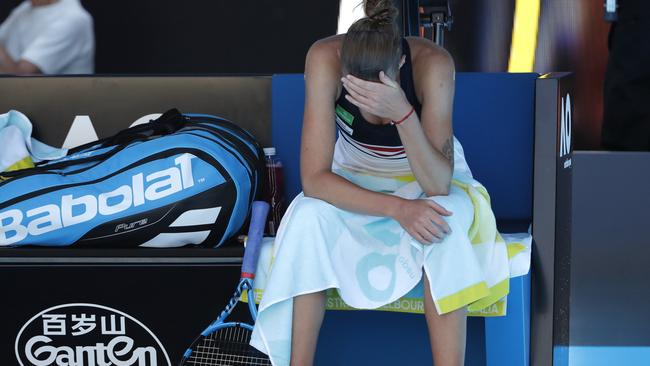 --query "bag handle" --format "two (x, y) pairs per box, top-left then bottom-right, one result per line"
(64, 108), (186, 155)
(98, 108), (186, 148)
